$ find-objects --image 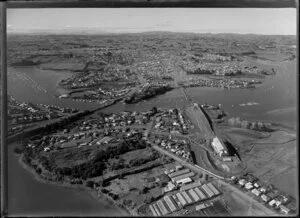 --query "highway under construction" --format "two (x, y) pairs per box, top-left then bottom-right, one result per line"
(185, 102), (215, 140)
